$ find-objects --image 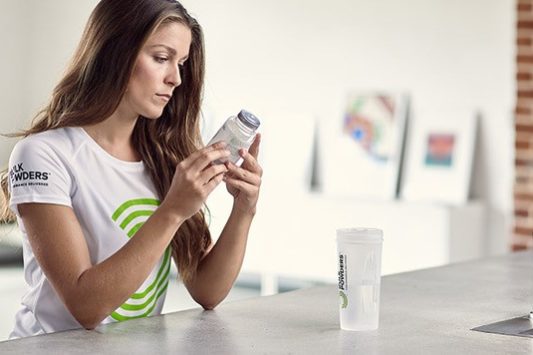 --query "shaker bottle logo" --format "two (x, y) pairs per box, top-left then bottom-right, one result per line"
(338, 254), (348, 309)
